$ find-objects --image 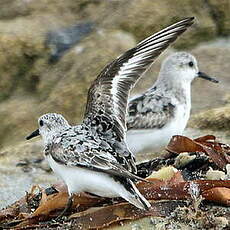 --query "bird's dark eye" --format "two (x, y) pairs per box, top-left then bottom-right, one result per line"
(188, 61), (194, 67)
(39, 120), (44, 127)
